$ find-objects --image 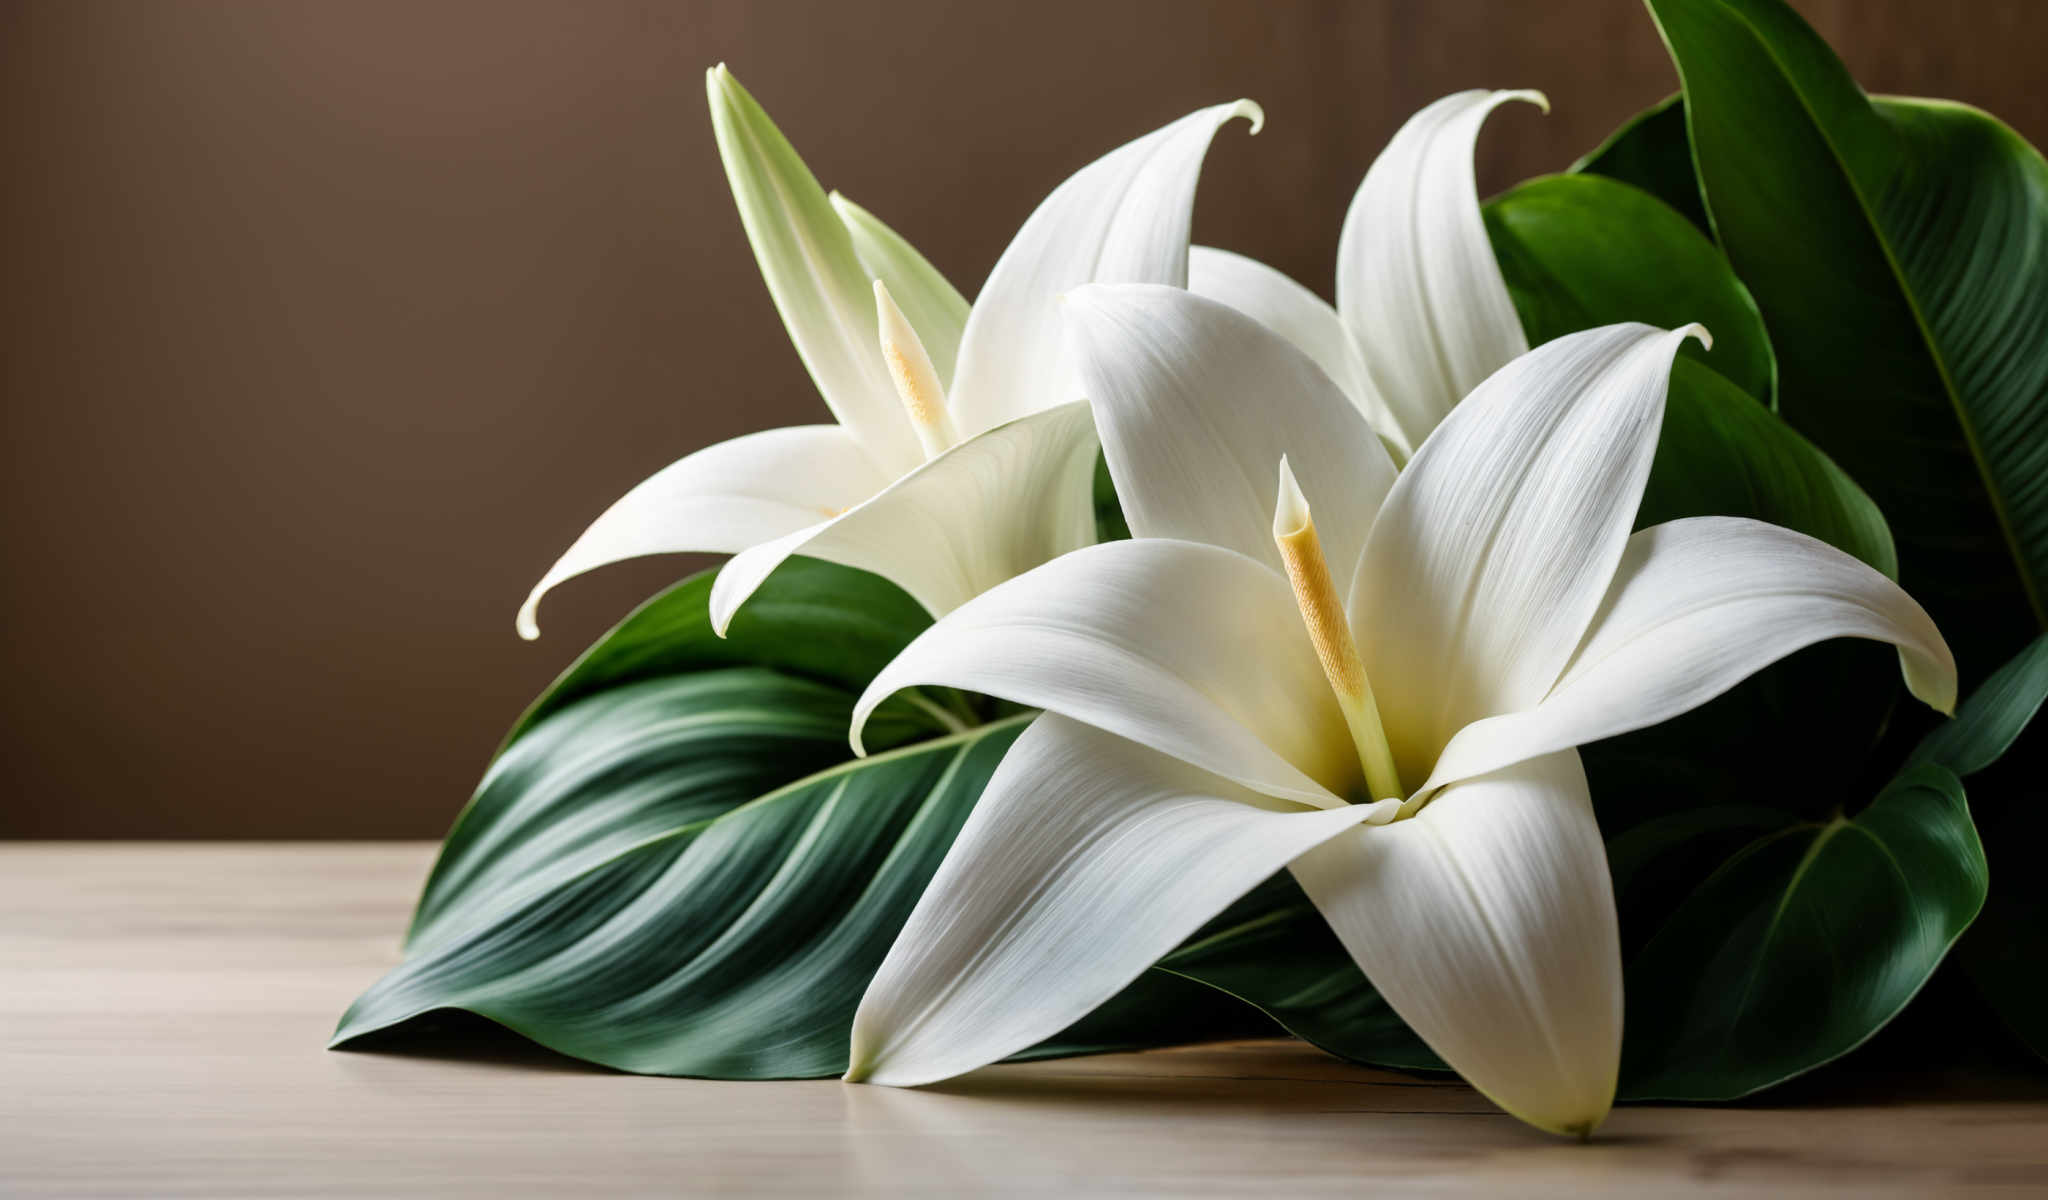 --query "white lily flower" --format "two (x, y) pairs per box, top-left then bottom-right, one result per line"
(517, 66), (1261, 639)
(842, 286), (1955, 1136)
(1189, 89), (1545, 460)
